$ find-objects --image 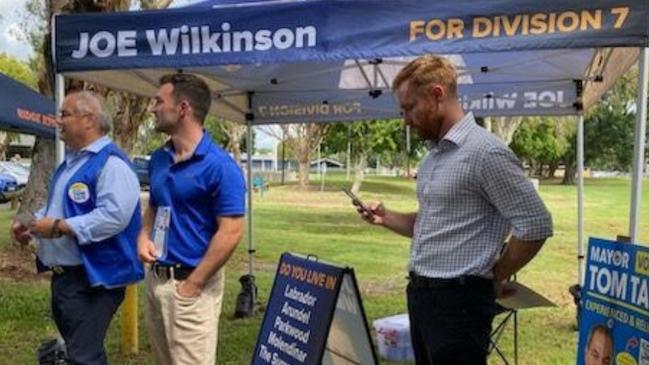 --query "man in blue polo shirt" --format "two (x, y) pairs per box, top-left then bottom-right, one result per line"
(137, 73), (245, 365)
(12, 91), (143, 365)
